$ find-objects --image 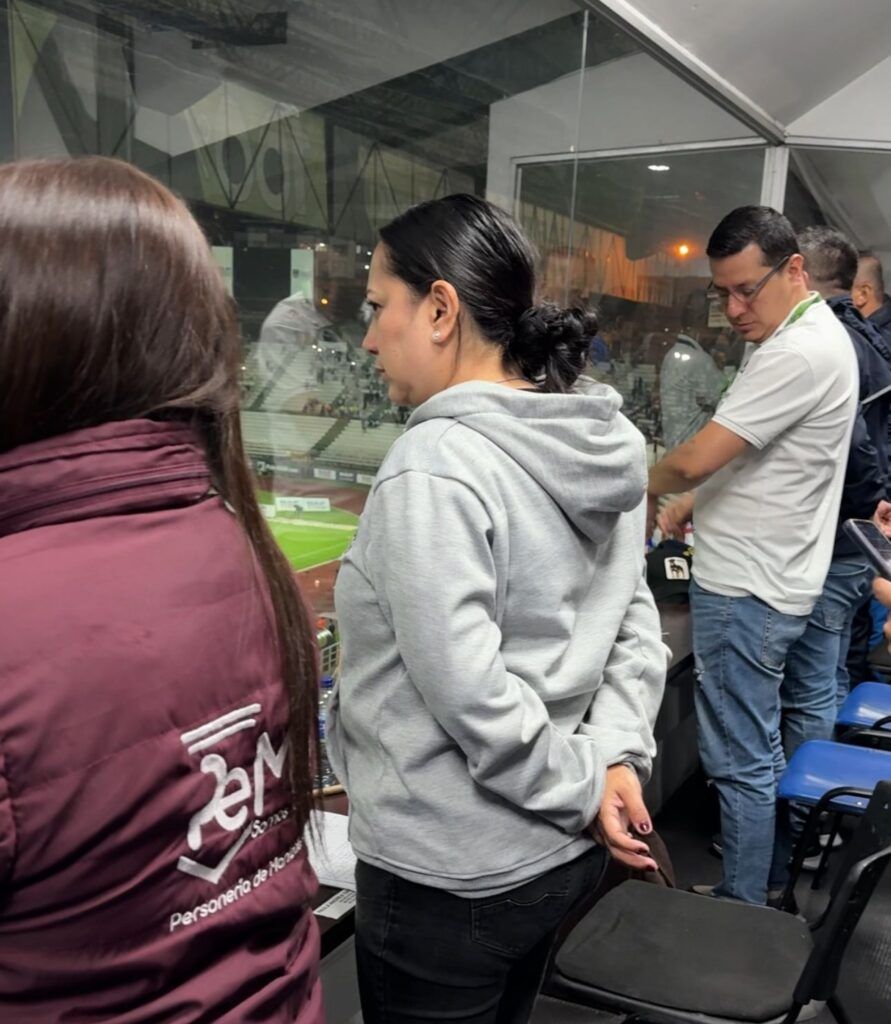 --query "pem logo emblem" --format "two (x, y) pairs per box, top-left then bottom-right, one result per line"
(664, 556), (690, 581)
(177, 703), (289, 885)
